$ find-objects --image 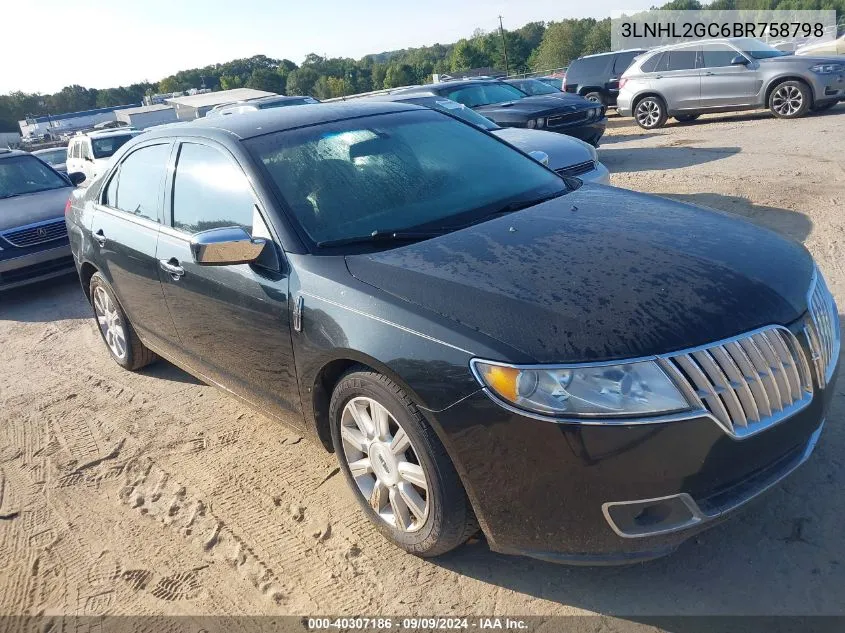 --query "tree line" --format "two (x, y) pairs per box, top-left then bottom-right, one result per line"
(2, 0), (843, 132)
